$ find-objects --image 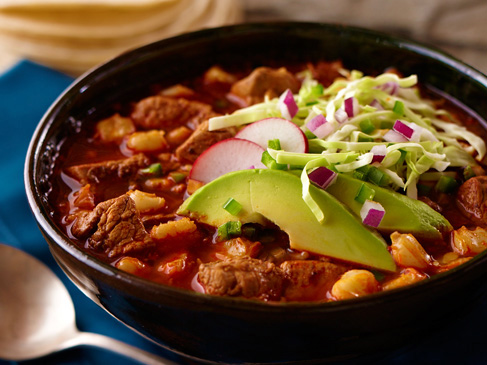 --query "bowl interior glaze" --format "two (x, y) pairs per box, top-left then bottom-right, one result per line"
(25, 23), (487, 364)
